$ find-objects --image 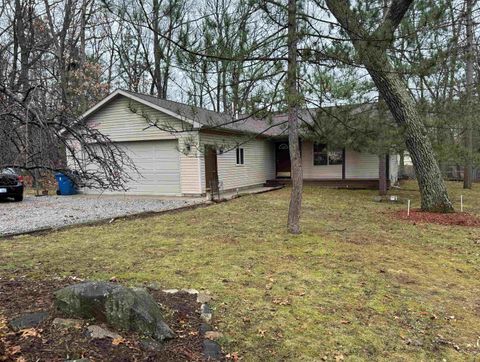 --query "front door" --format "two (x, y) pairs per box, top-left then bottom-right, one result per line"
(275, 142), (291, 178)
(204, 145), (219, 192)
